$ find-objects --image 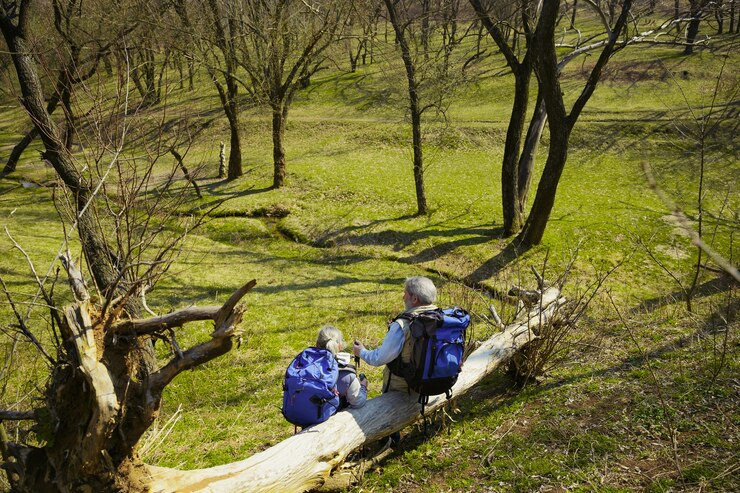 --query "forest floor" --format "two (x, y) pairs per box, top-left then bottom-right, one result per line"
(0, 27), (738, 493)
